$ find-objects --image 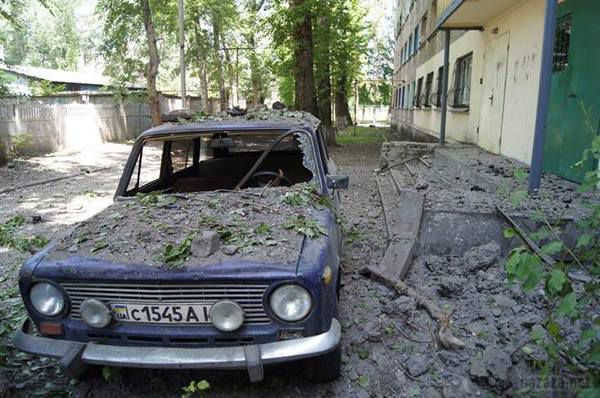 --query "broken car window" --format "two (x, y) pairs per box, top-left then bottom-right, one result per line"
(124, 131), (316, 196)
